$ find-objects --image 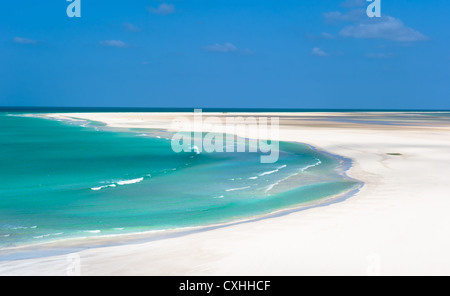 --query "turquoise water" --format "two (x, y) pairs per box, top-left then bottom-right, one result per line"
(0, 113), (359, 248)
